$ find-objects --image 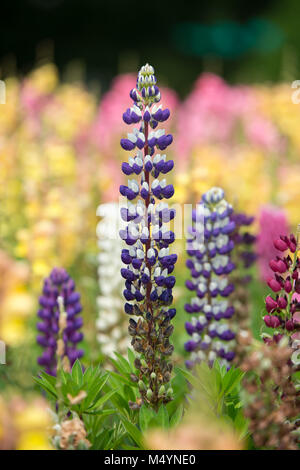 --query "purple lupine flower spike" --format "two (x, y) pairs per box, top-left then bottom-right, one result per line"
(184, 187), (236, 370)
(119, 64), (176, 410)
(37, 267), (84, 376)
